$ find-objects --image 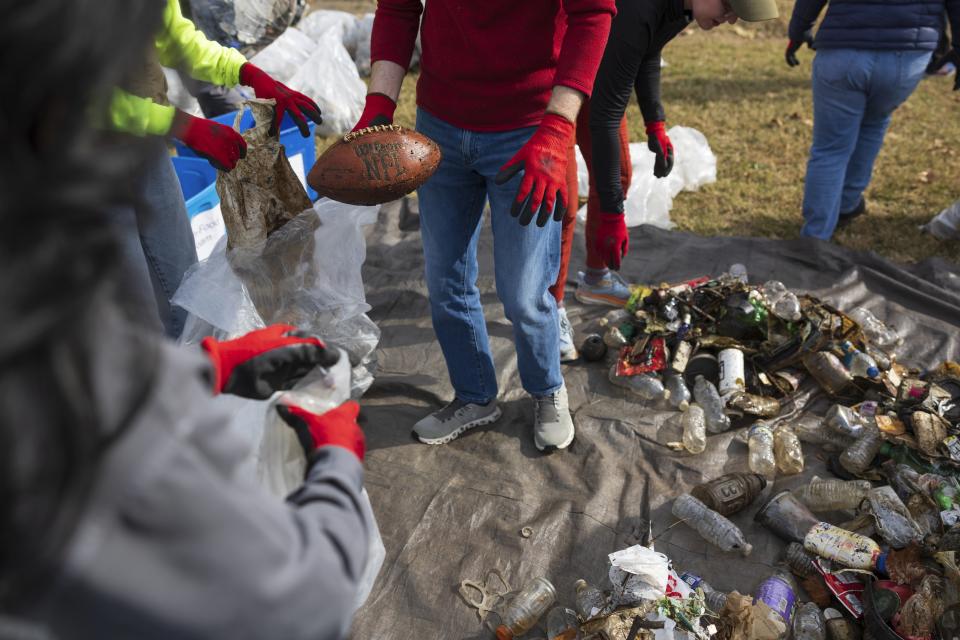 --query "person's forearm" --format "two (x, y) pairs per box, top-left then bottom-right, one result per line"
(546, 85), (586, 124)
(368, 60), (406, 102)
